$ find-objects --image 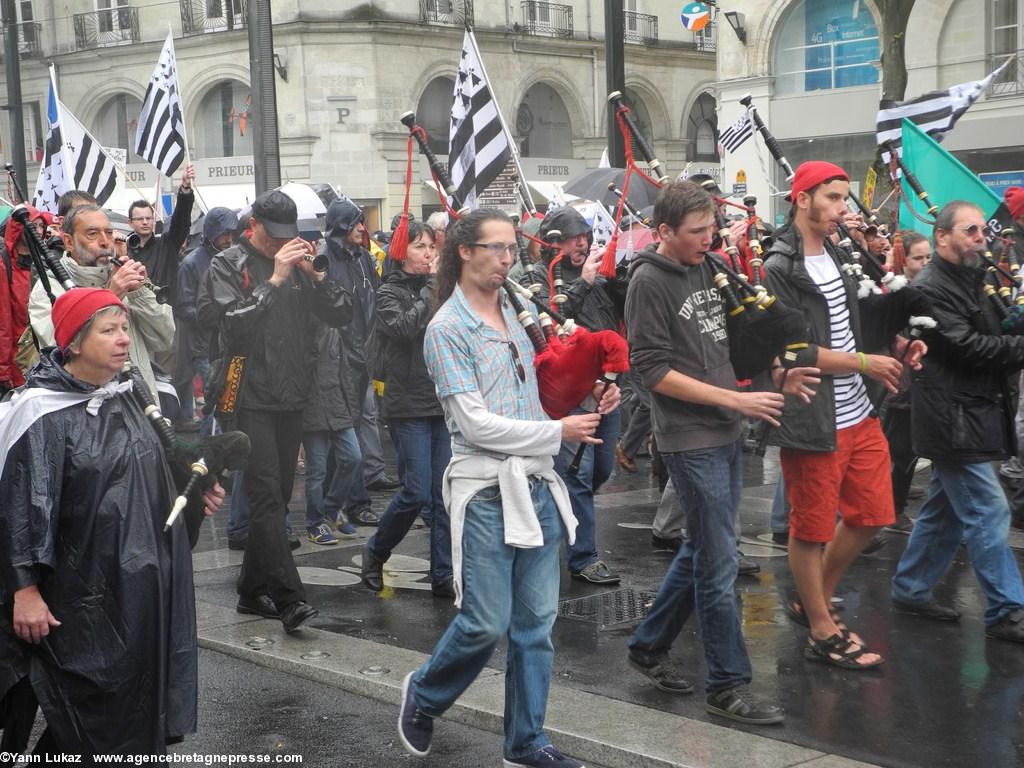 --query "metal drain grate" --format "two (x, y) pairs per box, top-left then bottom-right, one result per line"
(558, 588), (656, 628)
